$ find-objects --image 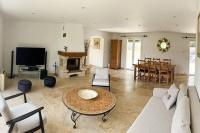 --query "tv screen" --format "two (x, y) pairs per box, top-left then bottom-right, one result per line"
(16, 47), (45, 66)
